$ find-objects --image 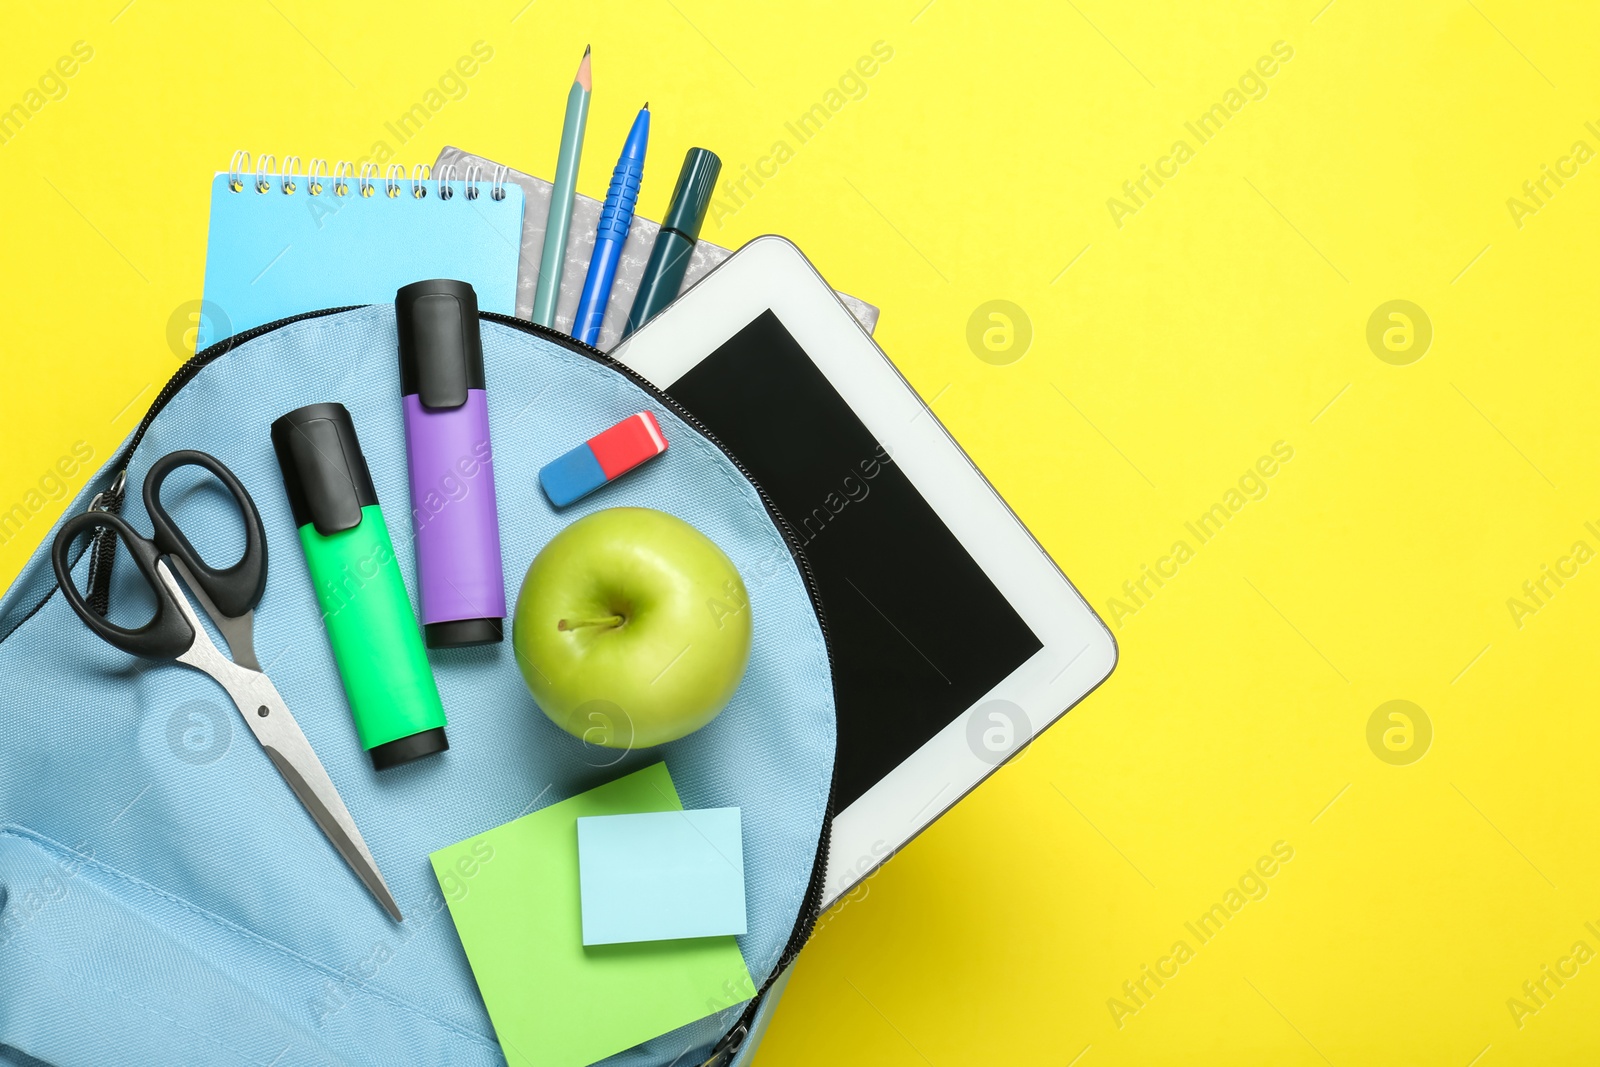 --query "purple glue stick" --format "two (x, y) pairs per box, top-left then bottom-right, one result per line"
(396, 279), (507, 648)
